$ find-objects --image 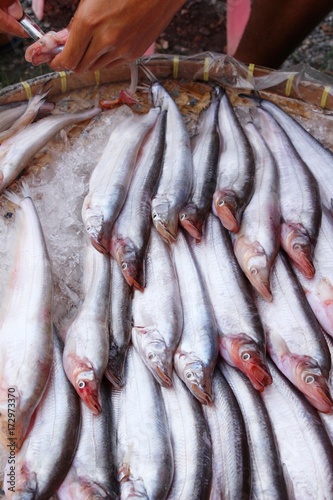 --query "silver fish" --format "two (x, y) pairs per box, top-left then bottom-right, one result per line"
(320, 332), (333, 443)
(4, 330), (80, 499)
(261, 359), (333, 499)
(105, 258), (132, 389)
(63, 239), (110, 415)
(212, 91), (255, 233)
(151, 82), (192, 243)
(0, 183), (53, 449)
(82, 106), (160, 254)
(232, 120), (280, 302)
(203, 369), (249, 500)
(0, 101), (29, 133)
(0, 106), (101, 193)
(220, 360), (288, 500)
(255, 252), (333, 413)
(111, 347), (173, 499)
(58, 380), (119, 499)
(132, 227), (183, 387)
(161, 372), (212, 499)
(179, 87), (220, 241)
(172, 230), (218, 404)
(257, 106), (321, 279)
(190, 213), (272, 392)
(110, 110), (166, 290)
